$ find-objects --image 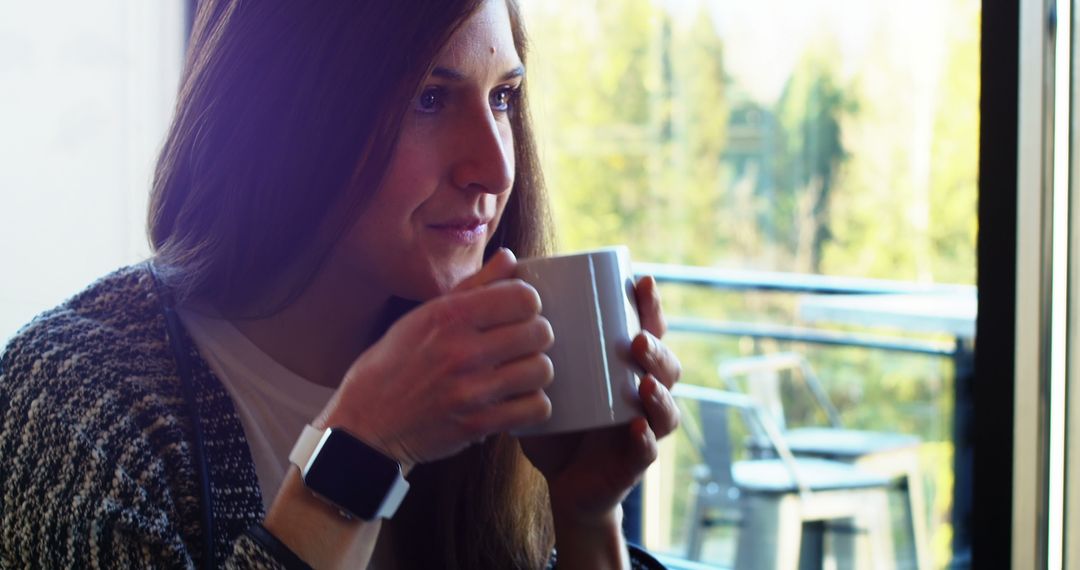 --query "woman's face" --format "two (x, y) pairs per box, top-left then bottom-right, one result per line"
(336, 0), (523, 301)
